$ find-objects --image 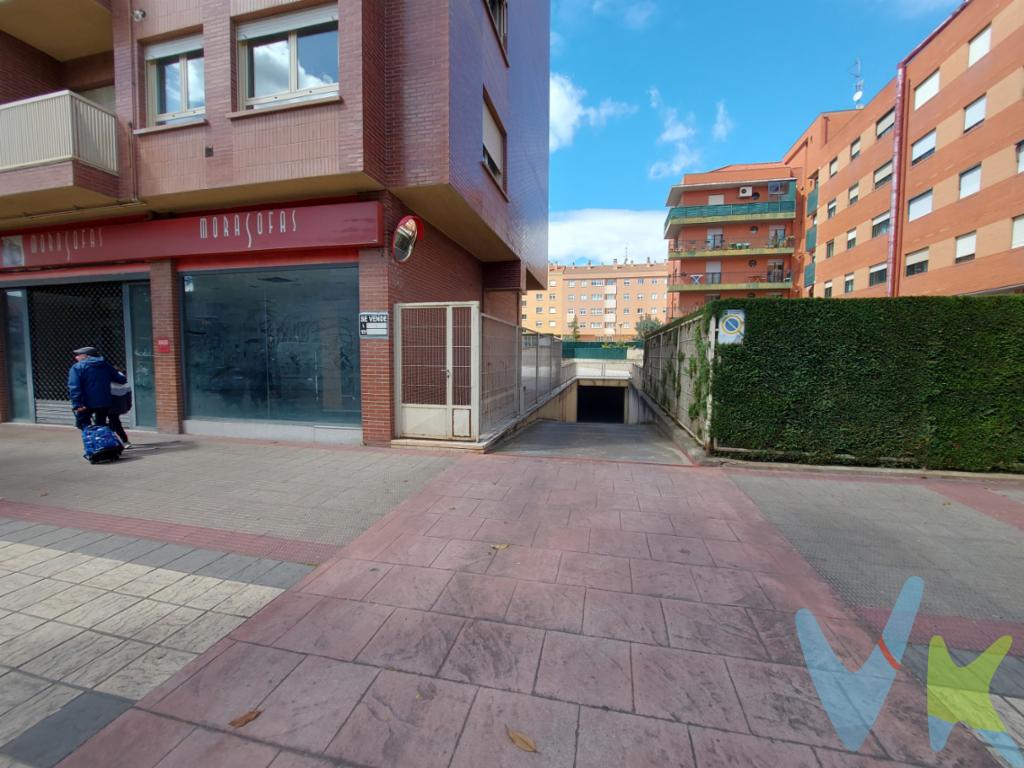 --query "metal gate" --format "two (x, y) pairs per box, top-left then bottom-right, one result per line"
(394, 302), (479, 440)
(28, 282), (127, 424)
